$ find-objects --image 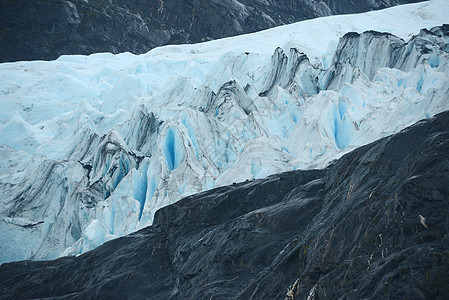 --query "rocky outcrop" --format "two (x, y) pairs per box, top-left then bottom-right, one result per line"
(1, 108), (448, 299)
(0, 0), (422, 62)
